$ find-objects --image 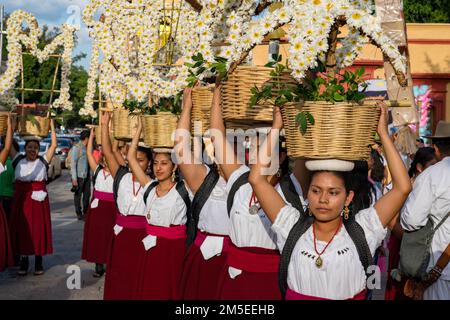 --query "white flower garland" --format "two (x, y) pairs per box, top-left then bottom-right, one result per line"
(0, 10), (76, 111)
(192, 0), (406, 83)
(82, 0), (199, 111)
